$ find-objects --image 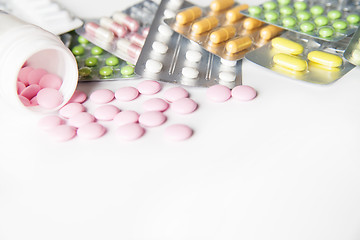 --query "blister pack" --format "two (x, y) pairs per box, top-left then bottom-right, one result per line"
(61, 32), (137, 82)
(241, 0), (360, 42)
(245, 31), (355, 84)
(5, 0), (83, 35)
(135, 0), (242, 88)
(76, 0), (158, 65)
(344, 26), (360, 65)
(164, 0), (284, 61)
